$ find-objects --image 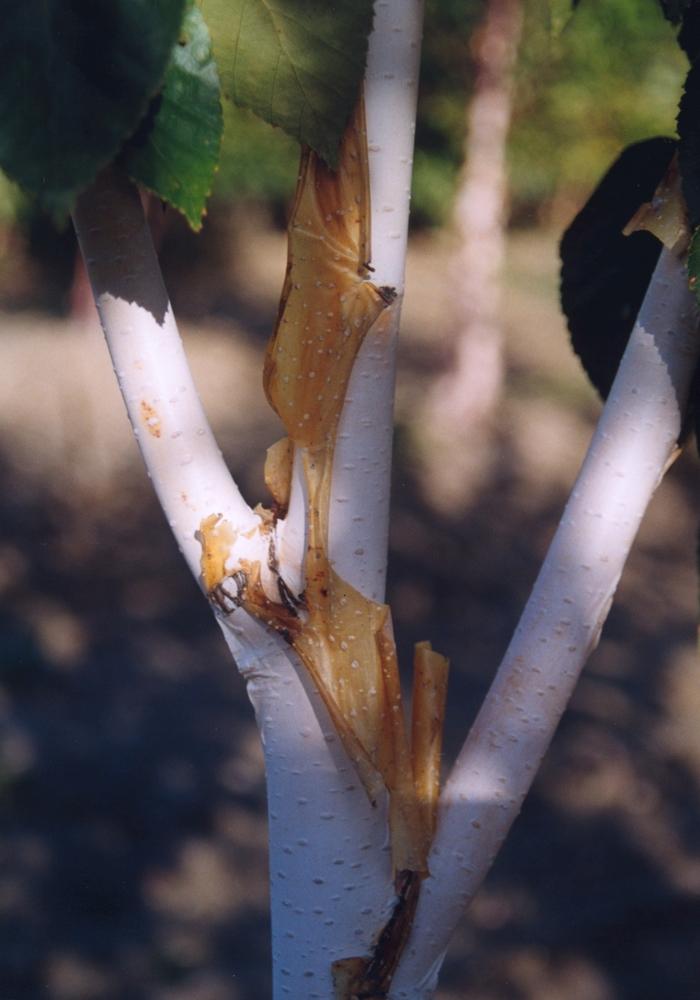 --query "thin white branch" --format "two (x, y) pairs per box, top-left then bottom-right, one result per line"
(252, 3), (427, 994)
(327, 0), (424, 600)
(72, 168), (260, 580)
(390, 247), (699, 997)
(365, 0), (423, 293)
